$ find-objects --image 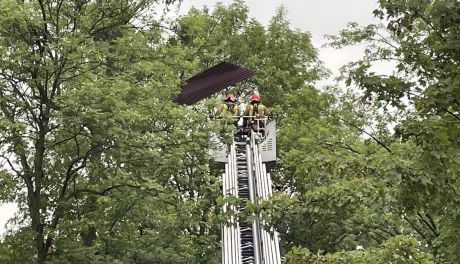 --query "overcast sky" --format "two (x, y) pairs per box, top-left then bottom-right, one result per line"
(0, 0), (383, 237)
